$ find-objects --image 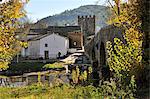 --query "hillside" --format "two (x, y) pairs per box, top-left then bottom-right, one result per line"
(34, 5), (111, 30)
